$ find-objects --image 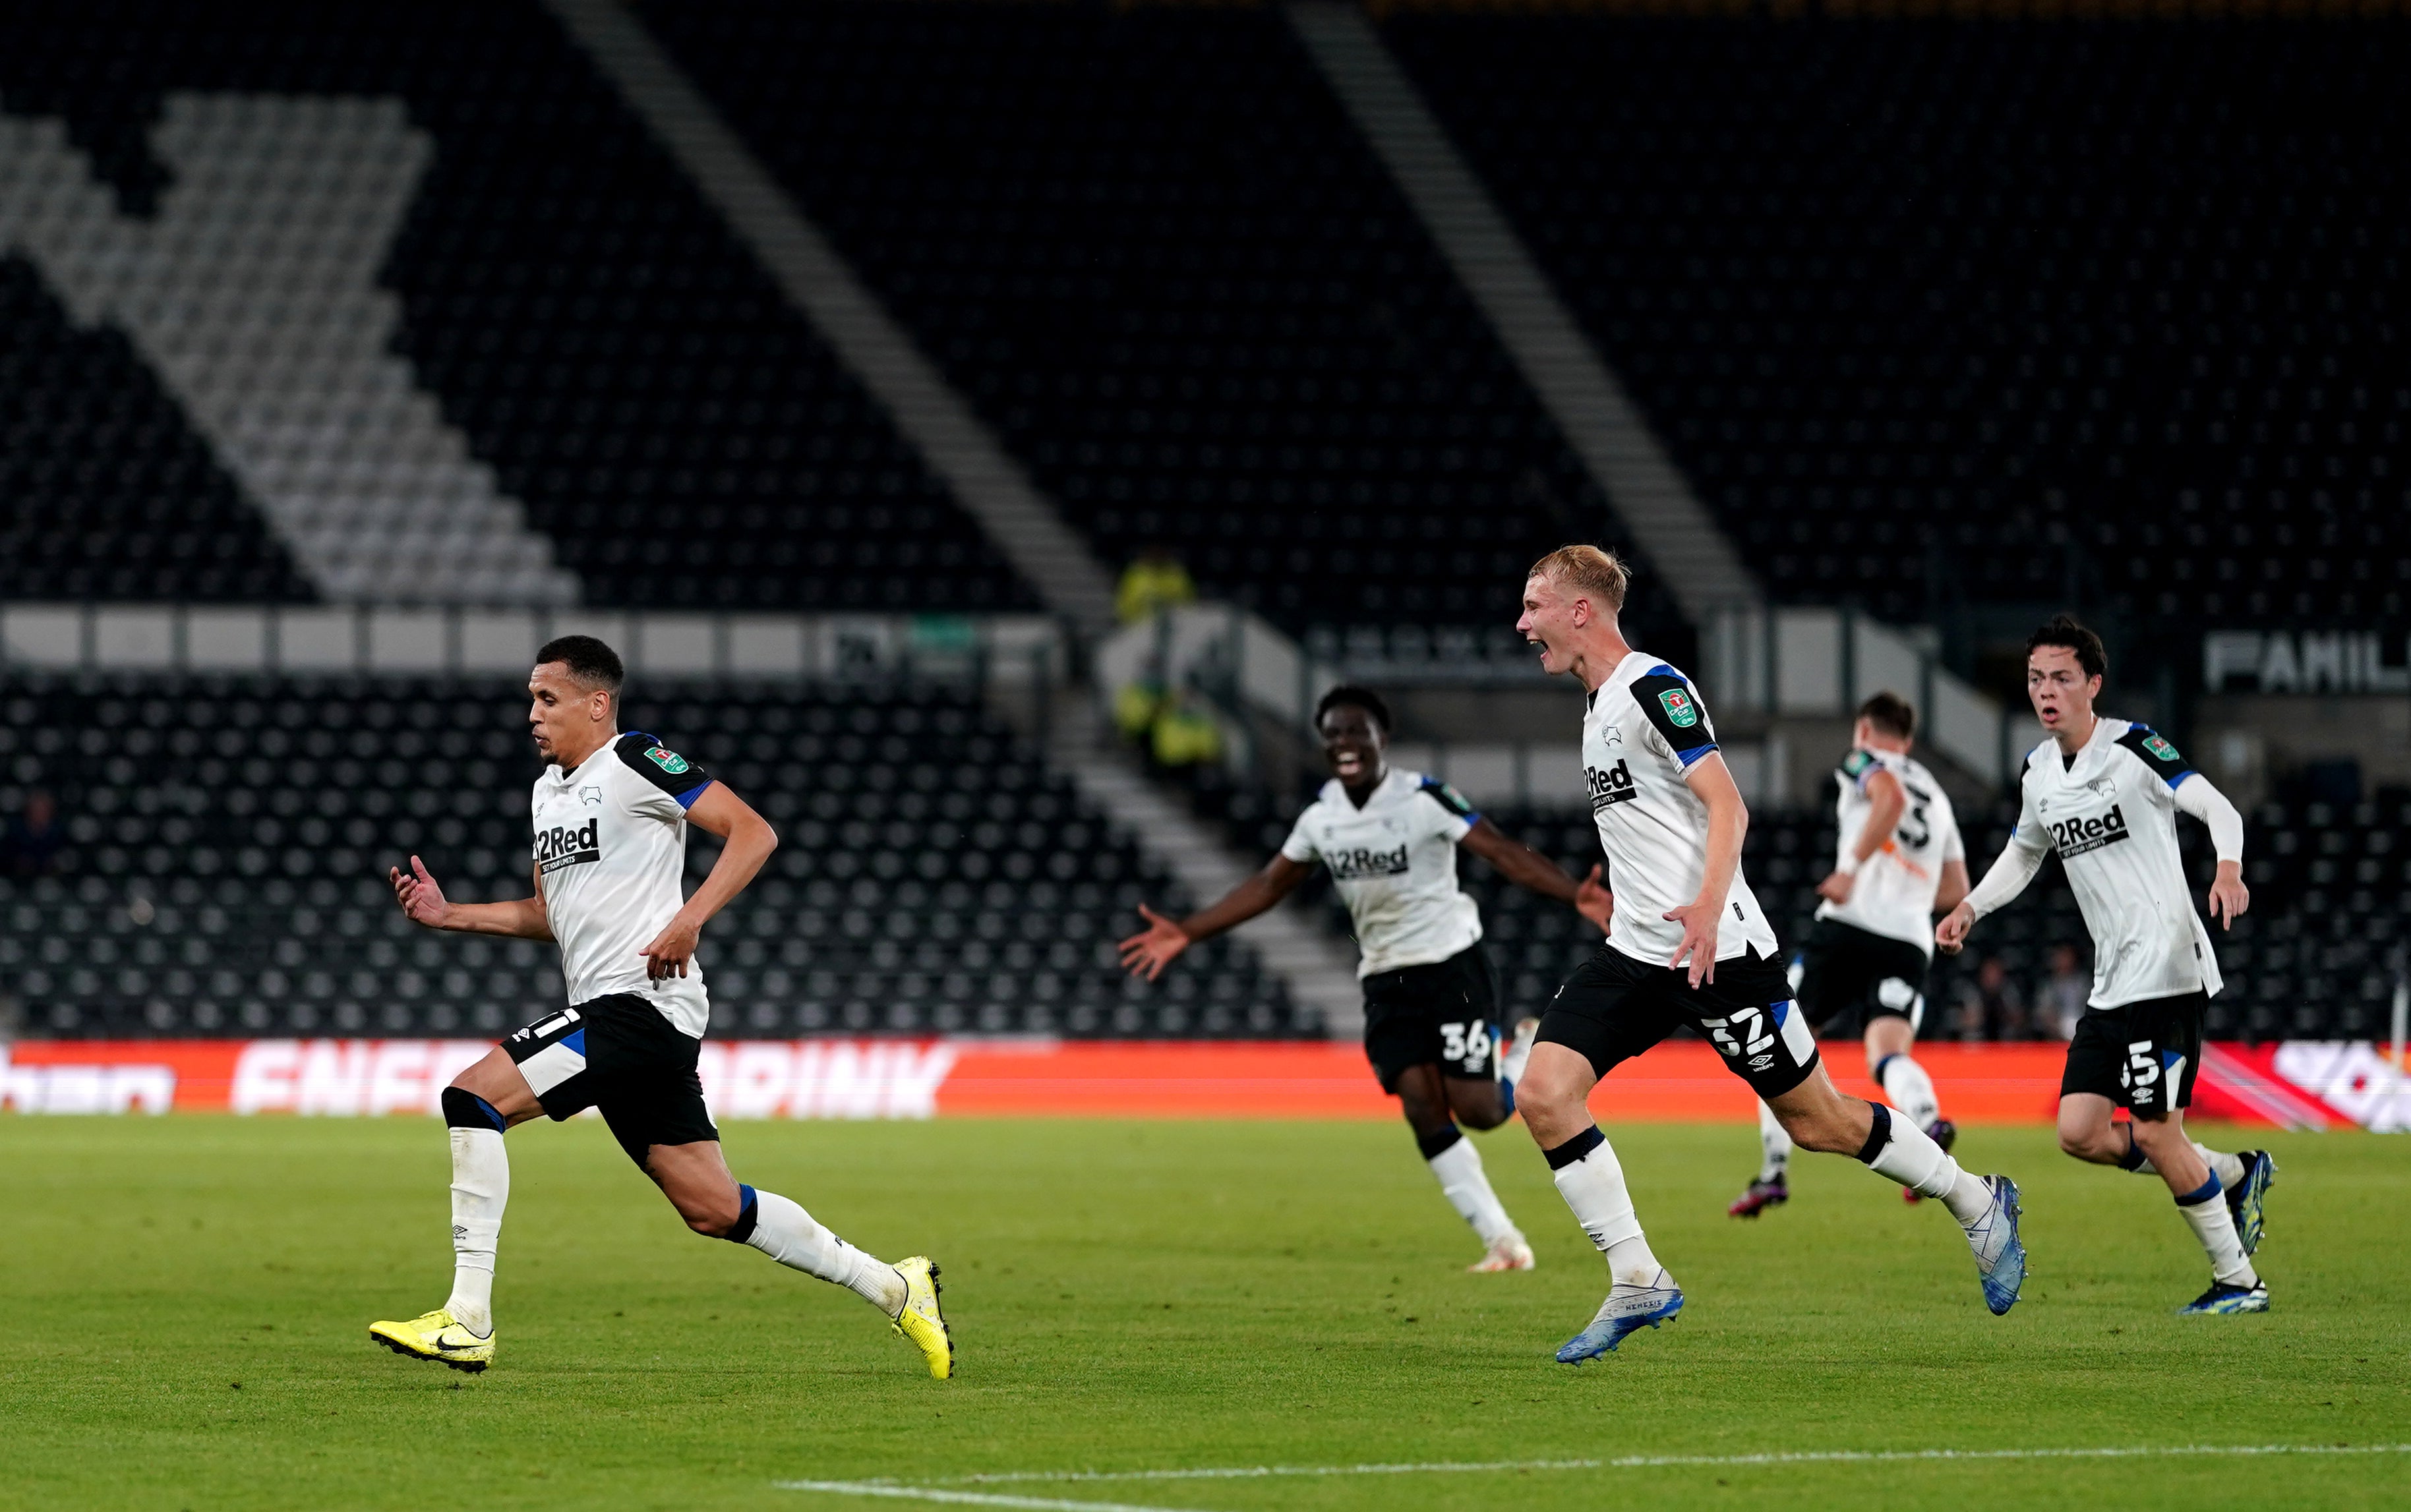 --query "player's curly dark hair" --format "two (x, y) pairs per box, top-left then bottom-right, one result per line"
(1314, 684), (1391, 734)
(2026, 614), (2108, 680)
